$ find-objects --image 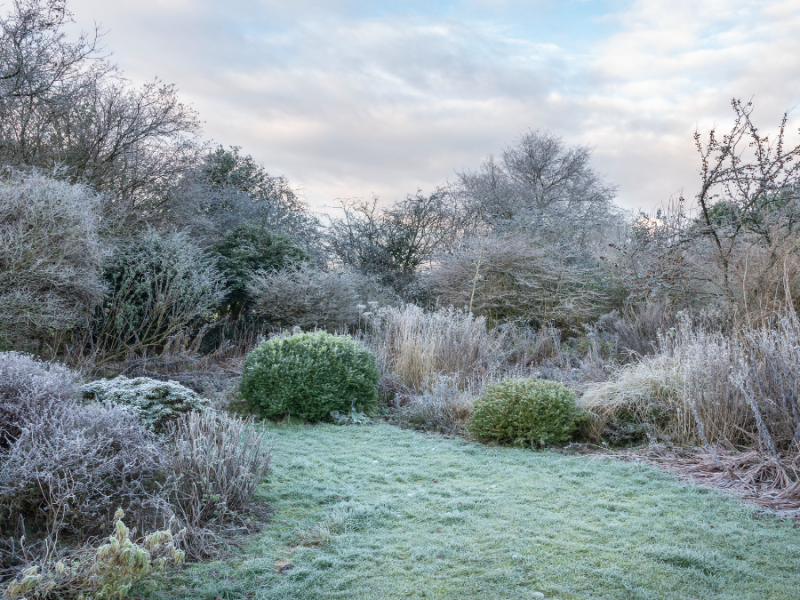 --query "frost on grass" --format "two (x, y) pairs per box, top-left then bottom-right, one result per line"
(81, 376), (210, 432)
